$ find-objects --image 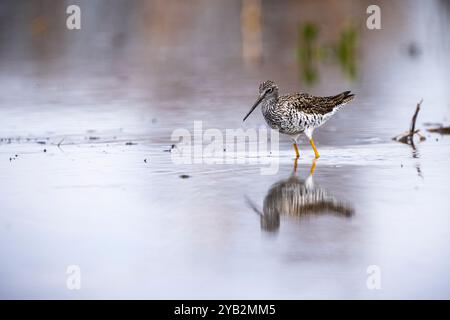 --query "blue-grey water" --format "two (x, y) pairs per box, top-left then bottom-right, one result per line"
(1, 0), (450, 299)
